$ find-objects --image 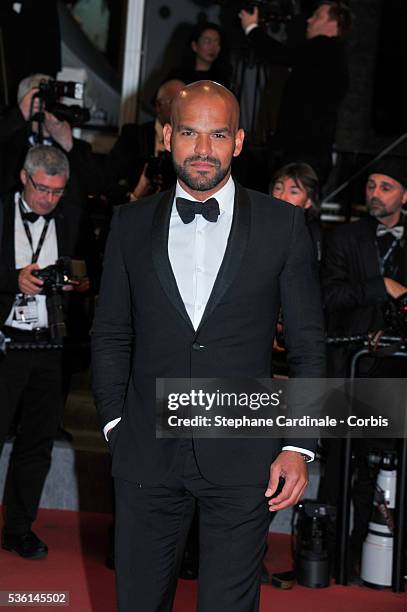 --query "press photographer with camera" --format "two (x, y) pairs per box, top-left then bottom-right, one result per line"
(0, 145), (98, 560)
(104, 78), (185, 205)
(319, 156), (407, 580)
(0, 73), (103, 209)
(239, 1), (352, 184)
